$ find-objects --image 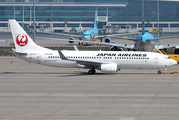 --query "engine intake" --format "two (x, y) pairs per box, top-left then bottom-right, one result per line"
(110, 46), (123, 51)
(69, 37), (74, 43)
(174, 48), (179, 54)
(104, 38), (111, 43)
